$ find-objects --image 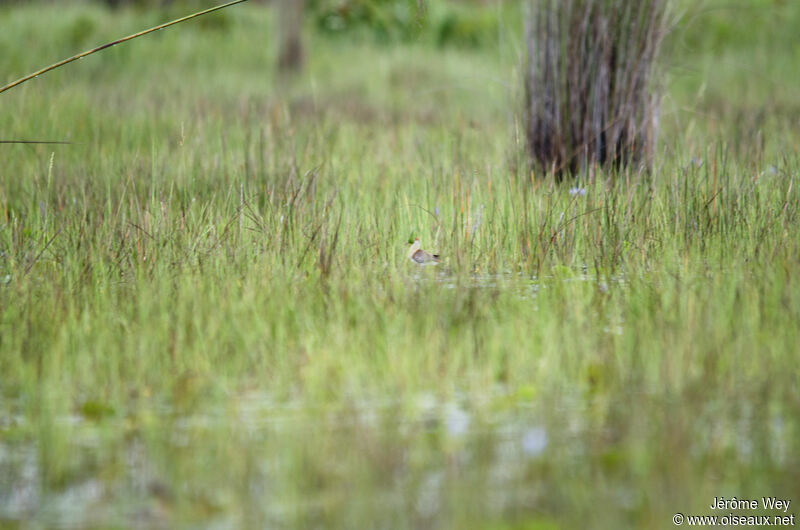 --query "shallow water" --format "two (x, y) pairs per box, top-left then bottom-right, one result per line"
(1, 388), (796, 529)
